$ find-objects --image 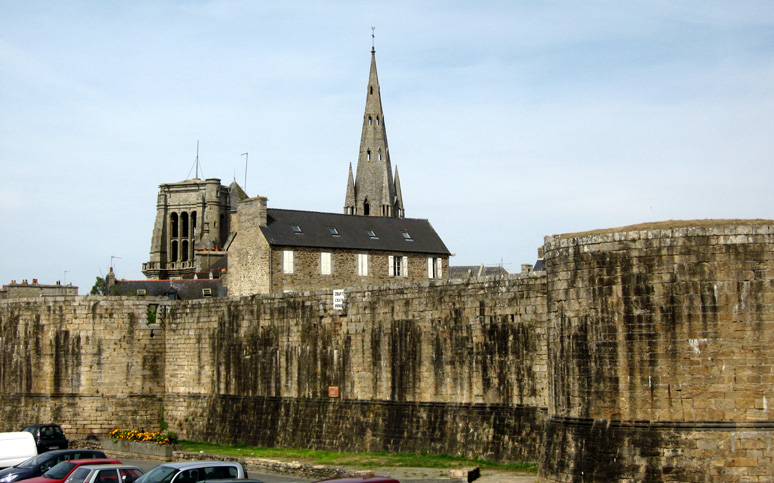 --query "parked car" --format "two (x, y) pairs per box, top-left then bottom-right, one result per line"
(199, 480), (263, 483)
(0, 433), (38, 470)
(20, 426), (68, 454)
(0, 450), (108, 483)
(63, 464), (143, 483)
(312, 478), (399, 483)
(133, 462), (244, 483)
(21, 460), (121, 483)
